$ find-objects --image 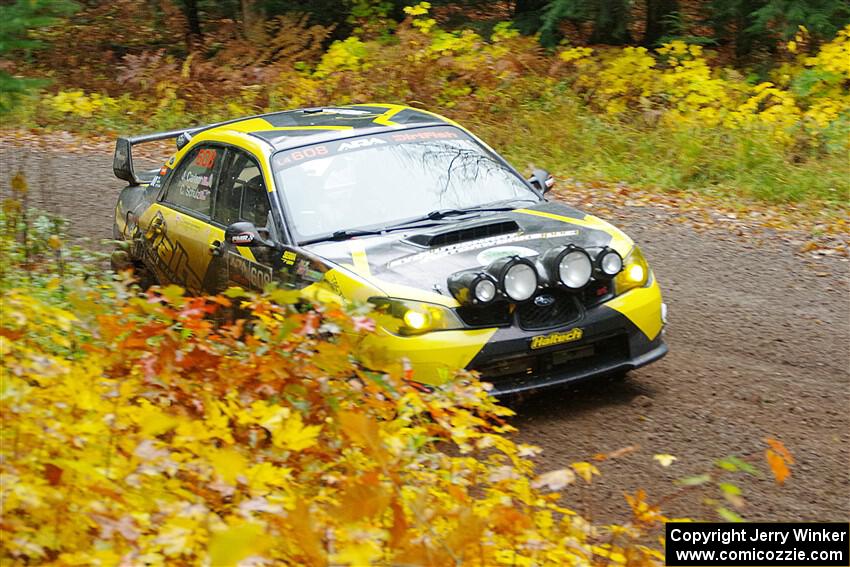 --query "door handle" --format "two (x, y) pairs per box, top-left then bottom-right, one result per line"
(209, 240), (222, 256)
